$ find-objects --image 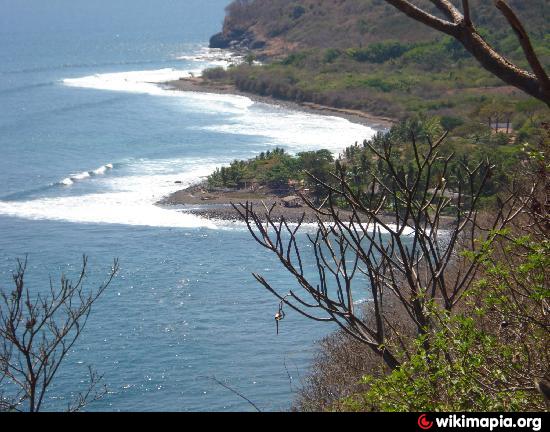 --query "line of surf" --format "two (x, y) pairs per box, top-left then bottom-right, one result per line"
(58, 163), (114, 186)
(1, 48), (378, 229)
